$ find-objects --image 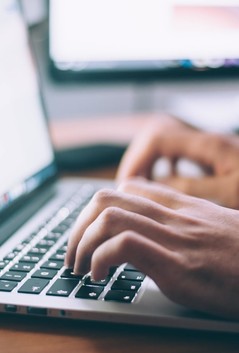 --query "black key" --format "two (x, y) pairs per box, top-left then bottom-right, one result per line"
(46, 279), (79, 297)
(18, 278), (49, 294)
(54, 248), (66, 255)
(13, 243), (26, 252)
(0, 280), (18, 292)
(36, 239), (55, 248)
(28, 247), (48, 255)
(4, 252), (18, 261)
(52, 224), (68, 234)
(60, 269), (83, 280)
(71, 211), (80, 219)
(1, 271), (27, 282)
(104, 290), (136, 303)
(111, 280), (141, 292)
(0, 261), (8, 270)
(10, 262), (35, 273)
(75, 285), (103, 300)
(32, 269), (58, 280)
(19, 255), (43, 263)
(41, 260), (63, 270)
(118, 271), (145, 282)
(84, 276), (110, 287)
(61, 218), (75, 227)
(49, 252), (65, 261)
(108, 266), (118, 276)
(59, 244), (67, 253)
(44, 232), (61, 241)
